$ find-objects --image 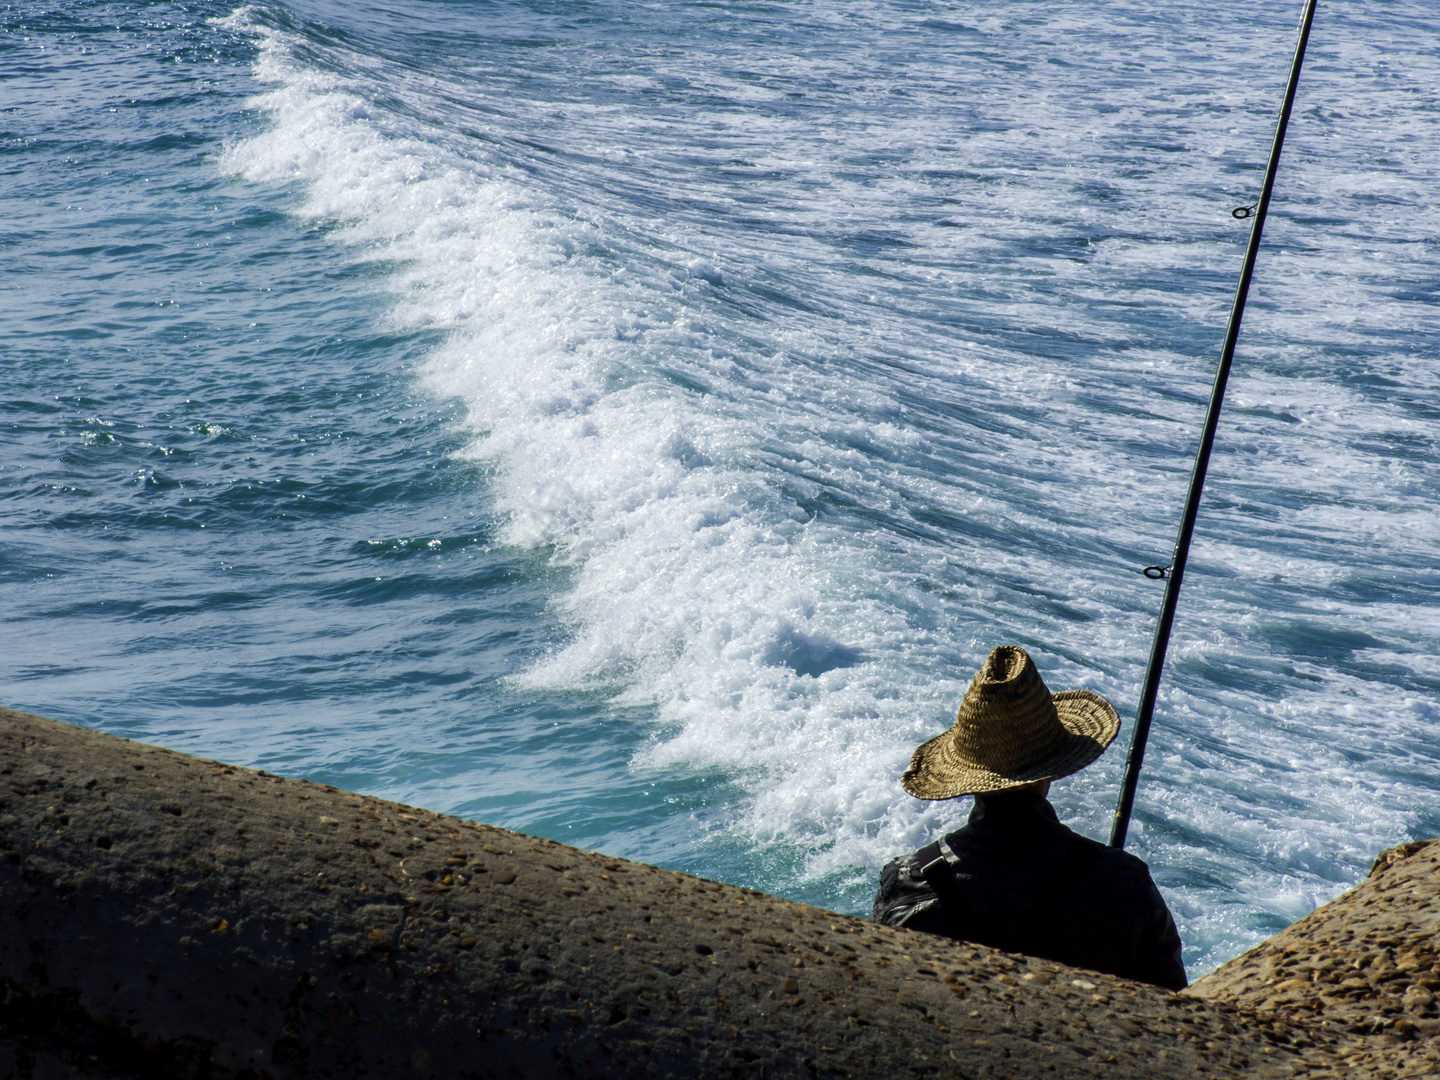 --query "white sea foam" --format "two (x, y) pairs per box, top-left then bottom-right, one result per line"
(220, 0), (1440, 974)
